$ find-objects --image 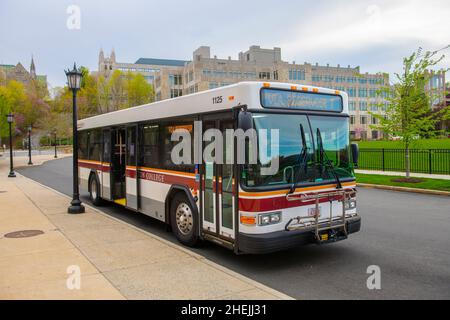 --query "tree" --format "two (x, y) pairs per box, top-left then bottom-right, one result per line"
(108, 69), (126, 111)
(0, 81), (27, 139)
(126, 72), (154, 108)
(371, 48), (450, 178)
